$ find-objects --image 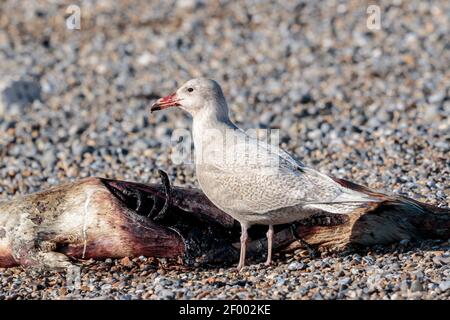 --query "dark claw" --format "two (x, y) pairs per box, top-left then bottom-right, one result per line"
(148, 170), (172, 221)
(122, 187), (143, 212)
(146, 182), (158, 218)
(147, 197), (157, 218)
(135, 190), (143, 212)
